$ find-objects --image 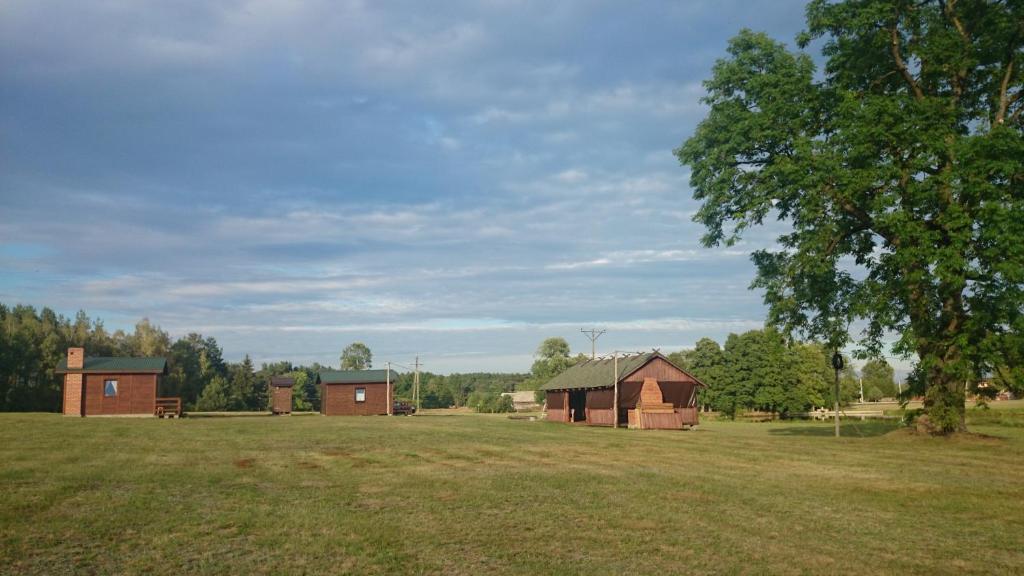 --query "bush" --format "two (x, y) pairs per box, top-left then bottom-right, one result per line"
(866, 386), (884, 402)
(470, 391), (514, 413)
